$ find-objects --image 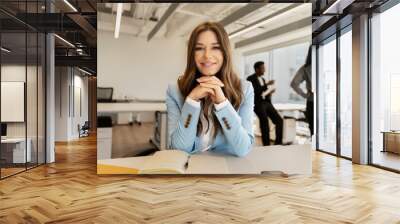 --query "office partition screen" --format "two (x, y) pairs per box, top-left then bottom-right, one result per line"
(97, 2), (313, 175)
